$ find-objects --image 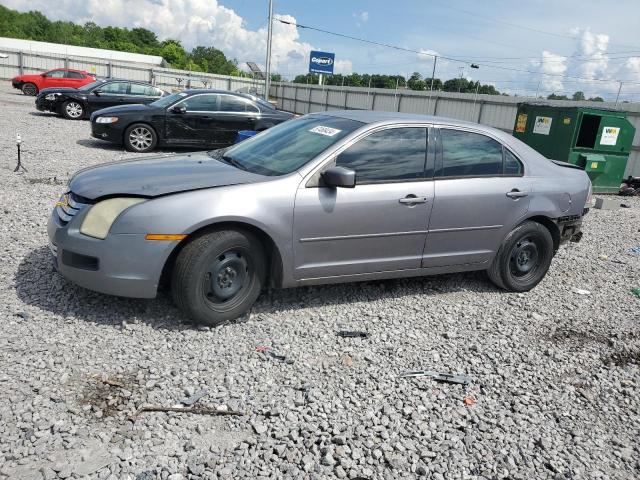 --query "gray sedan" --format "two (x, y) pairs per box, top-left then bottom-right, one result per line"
(48, 111), (591, 325)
